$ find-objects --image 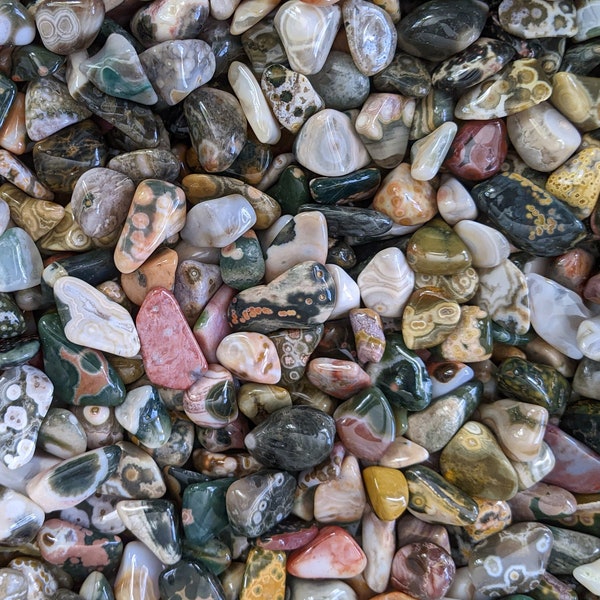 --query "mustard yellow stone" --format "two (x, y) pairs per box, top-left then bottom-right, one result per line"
(545, 147), (600, 219)
(240, 547), (286, 600)
(362, 465), (409, 521)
